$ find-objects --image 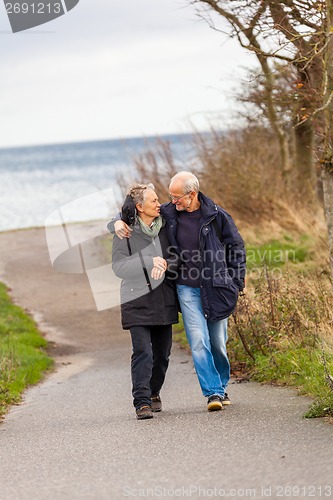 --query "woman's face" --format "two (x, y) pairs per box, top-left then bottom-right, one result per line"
(137, 190), (161, 219)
